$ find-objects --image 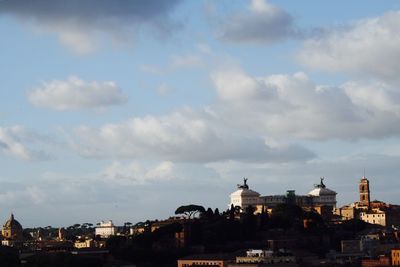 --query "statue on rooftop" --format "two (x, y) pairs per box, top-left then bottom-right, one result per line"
(314, 177), (326, 188)
(237, 177), (249, 189)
